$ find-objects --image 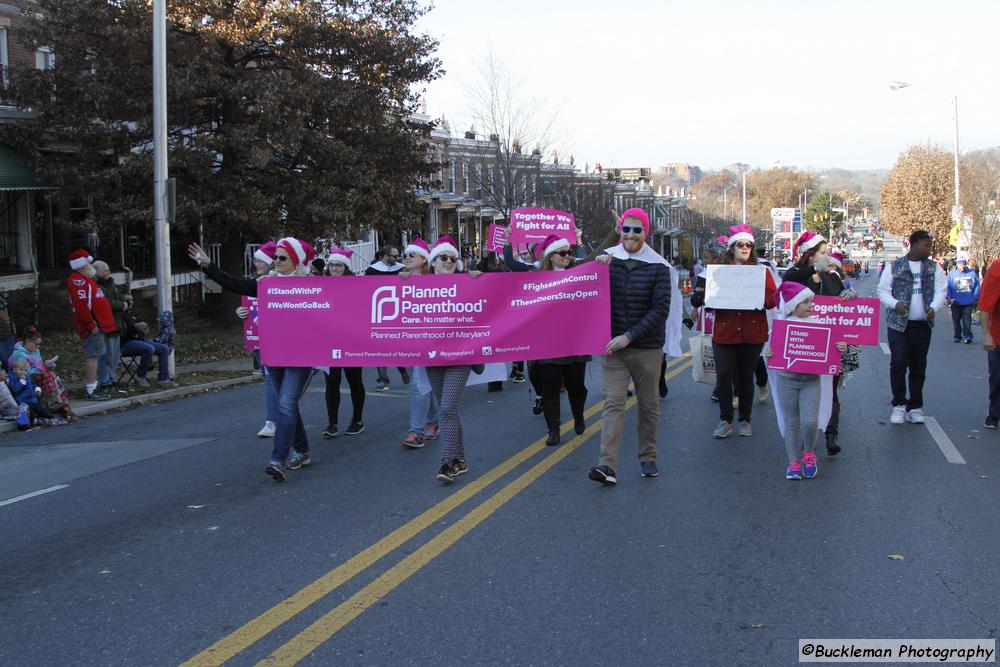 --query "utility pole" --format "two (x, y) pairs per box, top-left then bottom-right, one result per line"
(152, 0), (174, 373)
